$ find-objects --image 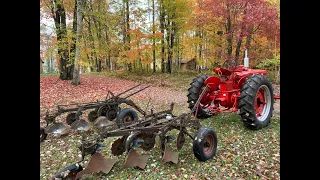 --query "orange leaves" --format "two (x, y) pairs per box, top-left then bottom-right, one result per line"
(119, 28), (160, 65)
(119, 50), (139, 63)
